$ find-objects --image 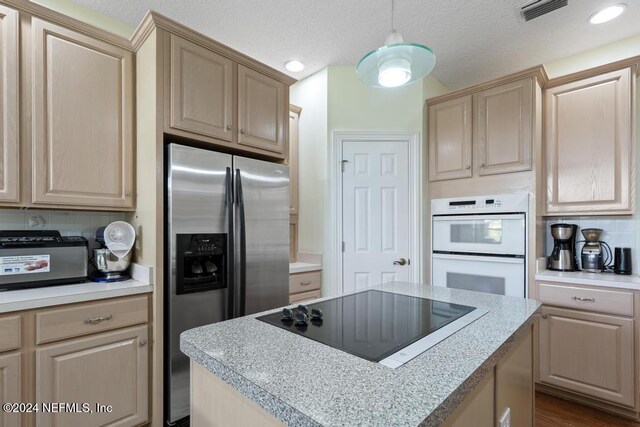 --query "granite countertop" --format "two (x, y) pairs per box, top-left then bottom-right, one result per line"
(181, 282), (540, 426)
(0, 279), (153, 313)
(536, 269), (640, 291)
(289, 262), (322, 274)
